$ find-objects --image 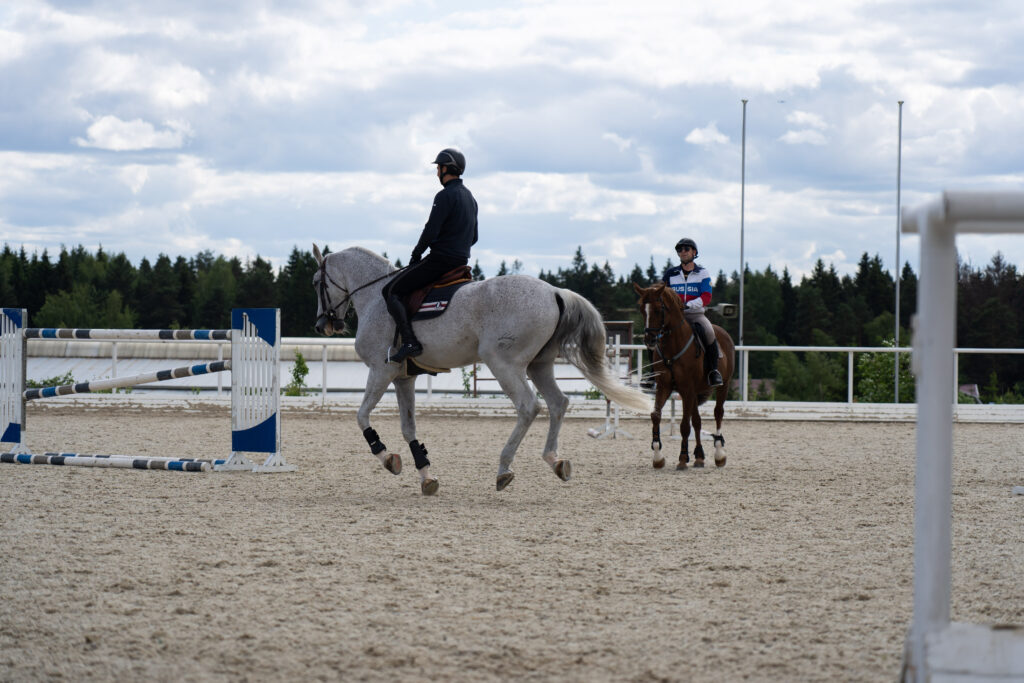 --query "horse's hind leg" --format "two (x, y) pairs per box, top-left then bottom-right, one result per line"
(677, 390), (692, 470)
(527, 358), (572, 482)
(488, 360), (541, 491)
(358, 368), (403, 477)
(712, 386), (727, 467)
(395, 376), (438, 495)
(691, 395), (705, 468)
